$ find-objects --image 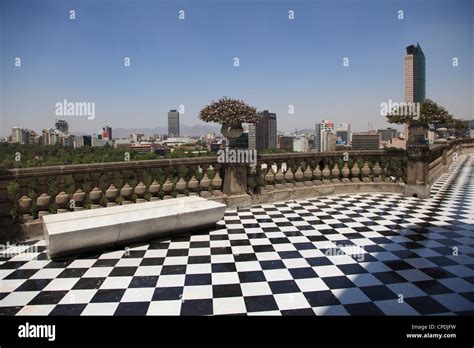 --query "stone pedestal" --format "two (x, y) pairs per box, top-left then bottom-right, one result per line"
(405, 124), (431, 198)
(223, 164), (247, 196)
